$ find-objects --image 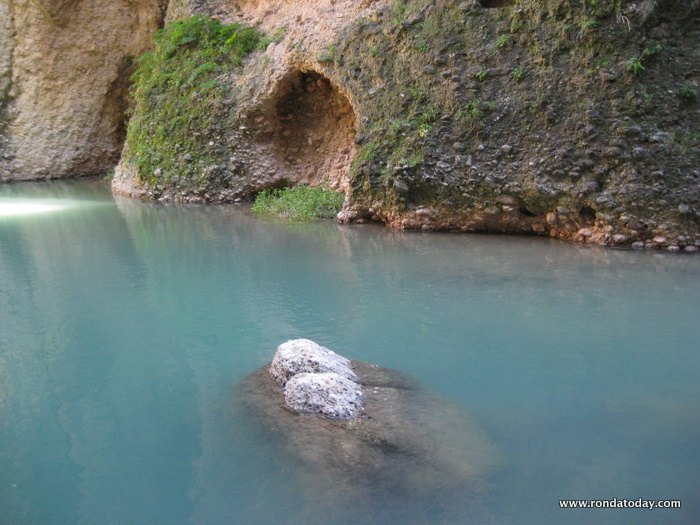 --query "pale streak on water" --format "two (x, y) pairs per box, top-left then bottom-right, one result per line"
(0, 180), (698, 524)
